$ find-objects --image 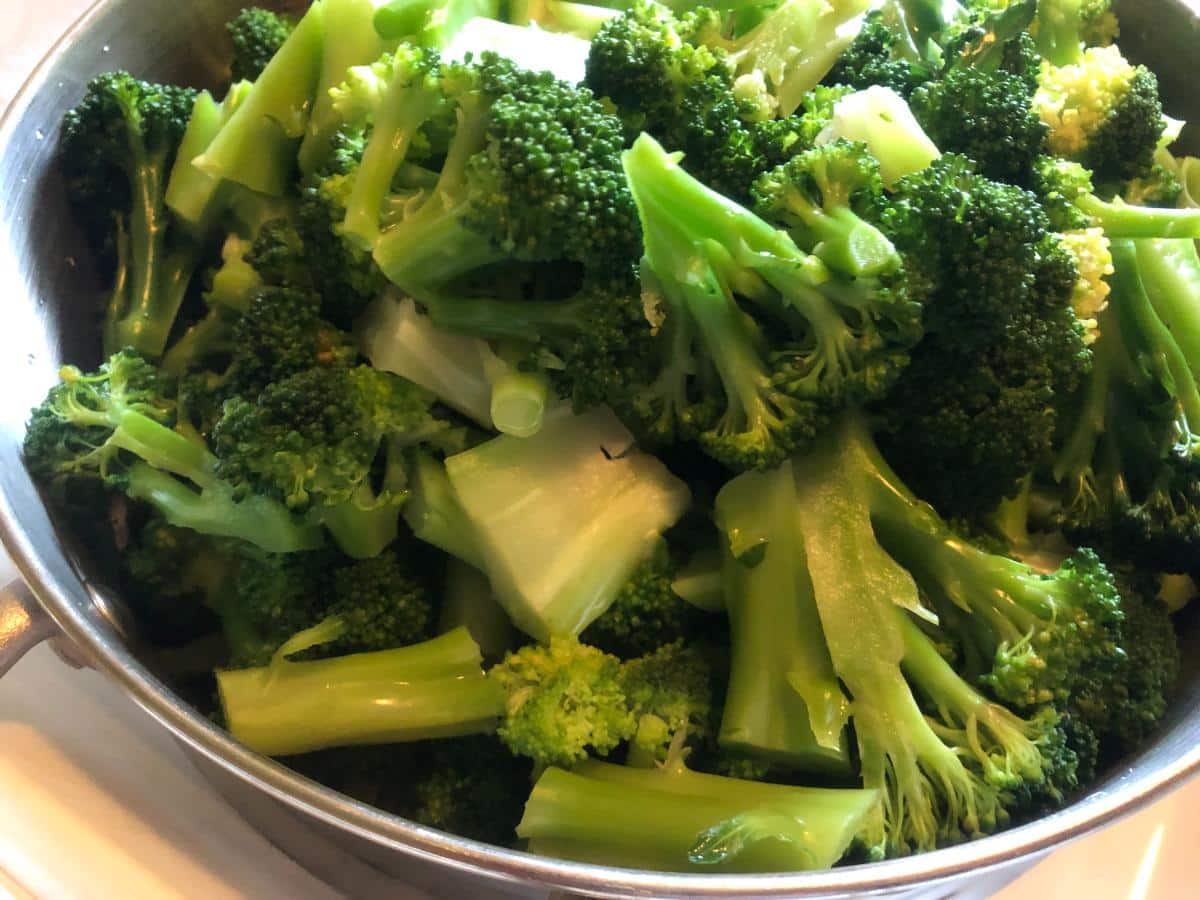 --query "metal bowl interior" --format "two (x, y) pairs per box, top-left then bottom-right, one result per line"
(0, 2), (1198, 897)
